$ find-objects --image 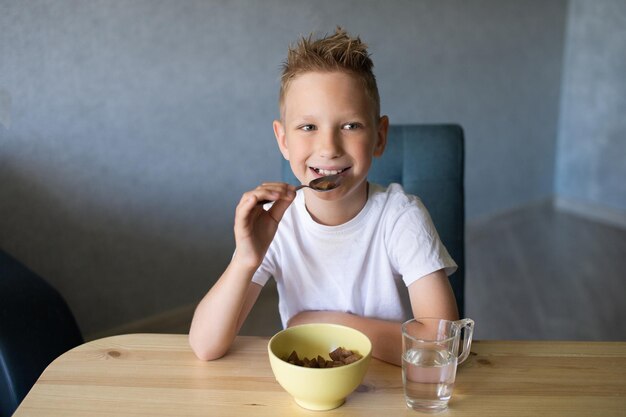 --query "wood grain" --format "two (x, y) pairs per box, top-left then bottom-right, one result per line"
(14, 334), (626, 417)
